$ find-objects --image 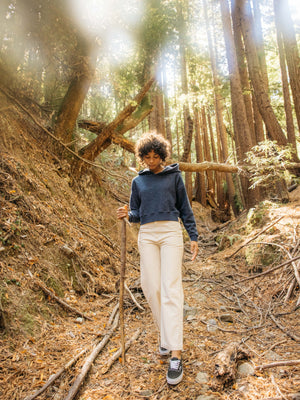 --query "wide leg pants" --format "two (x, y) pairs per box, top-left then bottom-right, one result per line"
(138, 221), (184, 351)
